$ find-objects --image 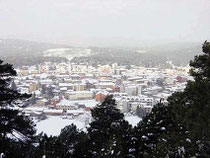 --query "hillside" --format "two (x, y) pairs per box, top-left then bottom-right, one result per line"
(72, 42), (202, 67)
(0, 39), (202, 67)
(0, 39), (70, 67)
